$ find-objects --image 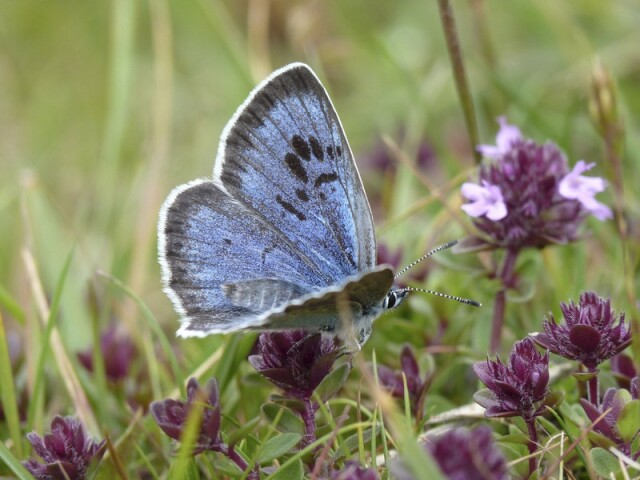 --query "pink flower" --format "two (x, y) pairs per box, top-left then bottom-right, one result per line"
(461, 181), (507, 221)
(558, 160), (612, 221)
(477, 117), (523, 159)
